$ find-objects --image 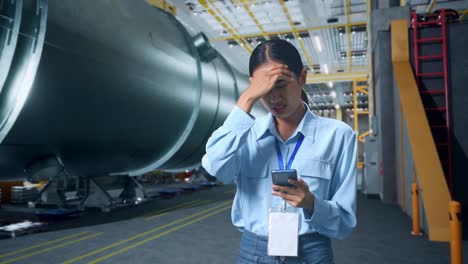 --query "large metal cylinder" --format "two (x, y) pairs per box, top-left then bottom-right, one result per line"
(0, 0), (263, 180)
